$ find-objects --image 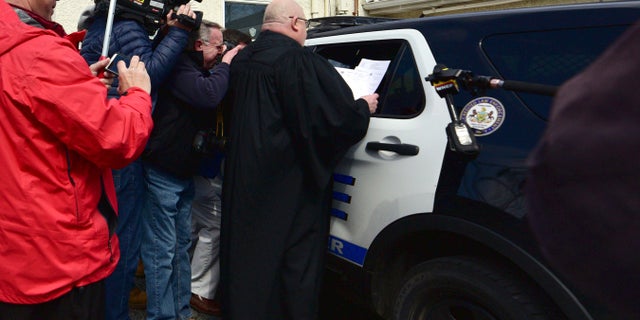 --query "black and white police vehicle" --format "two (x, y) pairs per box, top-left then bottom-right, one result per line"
(306, 2), (640, 319)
